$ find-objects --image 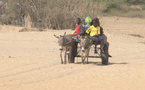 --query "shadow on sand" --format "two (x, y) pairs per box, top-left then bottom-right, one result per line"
(75, 61), (128, 66)
(75, 55), (128, 66)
